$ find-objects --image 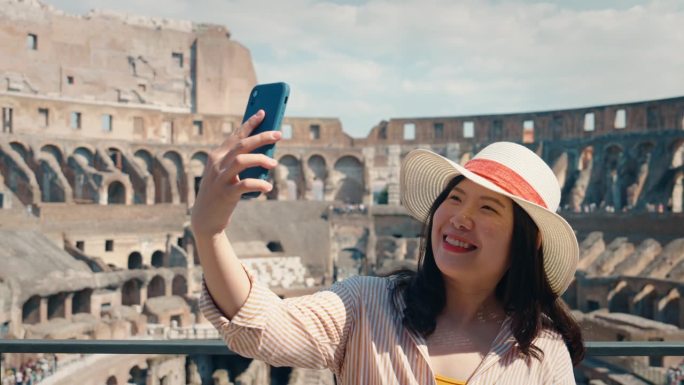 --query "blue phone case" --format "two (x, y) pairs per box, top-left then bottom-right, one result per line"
(238, 82), (290, 199)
